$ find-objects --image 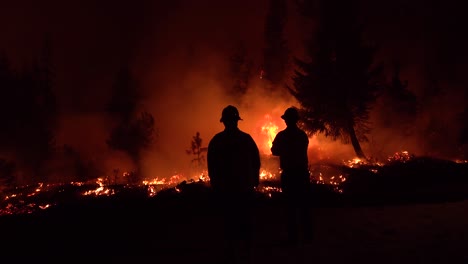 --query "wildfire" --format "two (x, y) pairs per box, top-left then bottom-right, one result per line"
(26, 182), (44, 197)
(83, 178), (115, 196)
(388, 150), (414, 163)
(260, 114), (279, 155)
(259, 169), (278, 181)
(256, 186), (282, 198)
(2, 149), (443, 216)
(346, 158), (362, 168)
(39, 204), (51, 210)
